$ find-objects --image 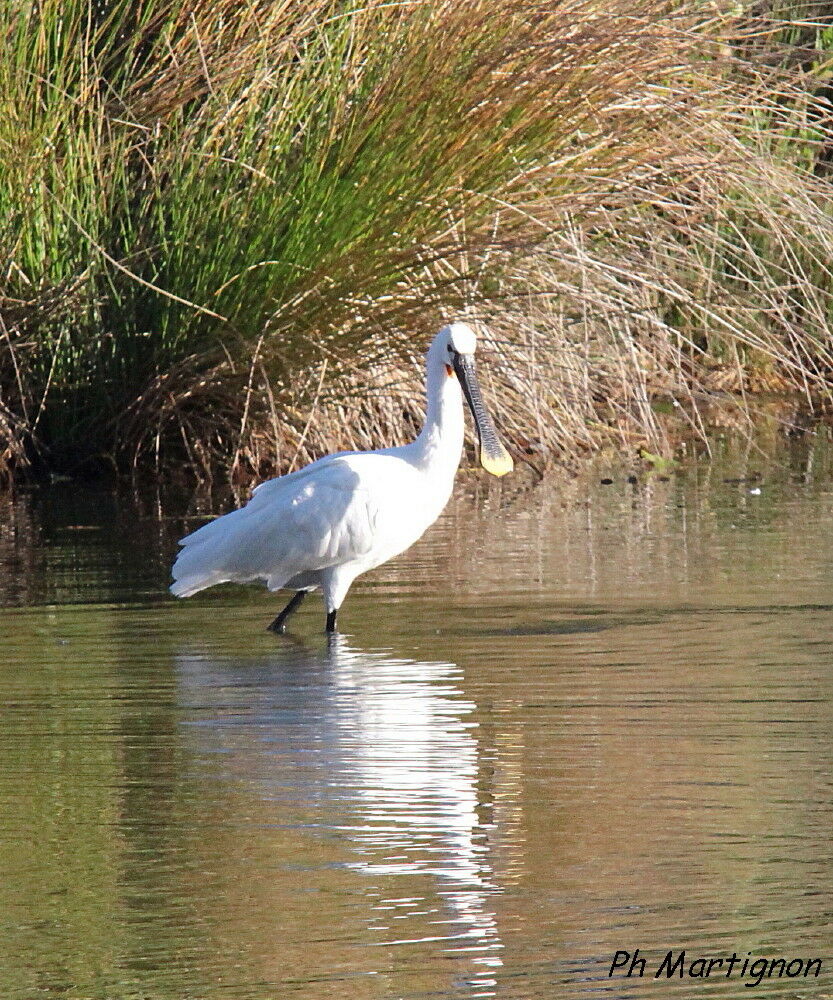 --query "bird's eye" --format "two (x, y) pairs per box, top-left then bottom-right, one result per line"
(447, 344), (453, 354)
